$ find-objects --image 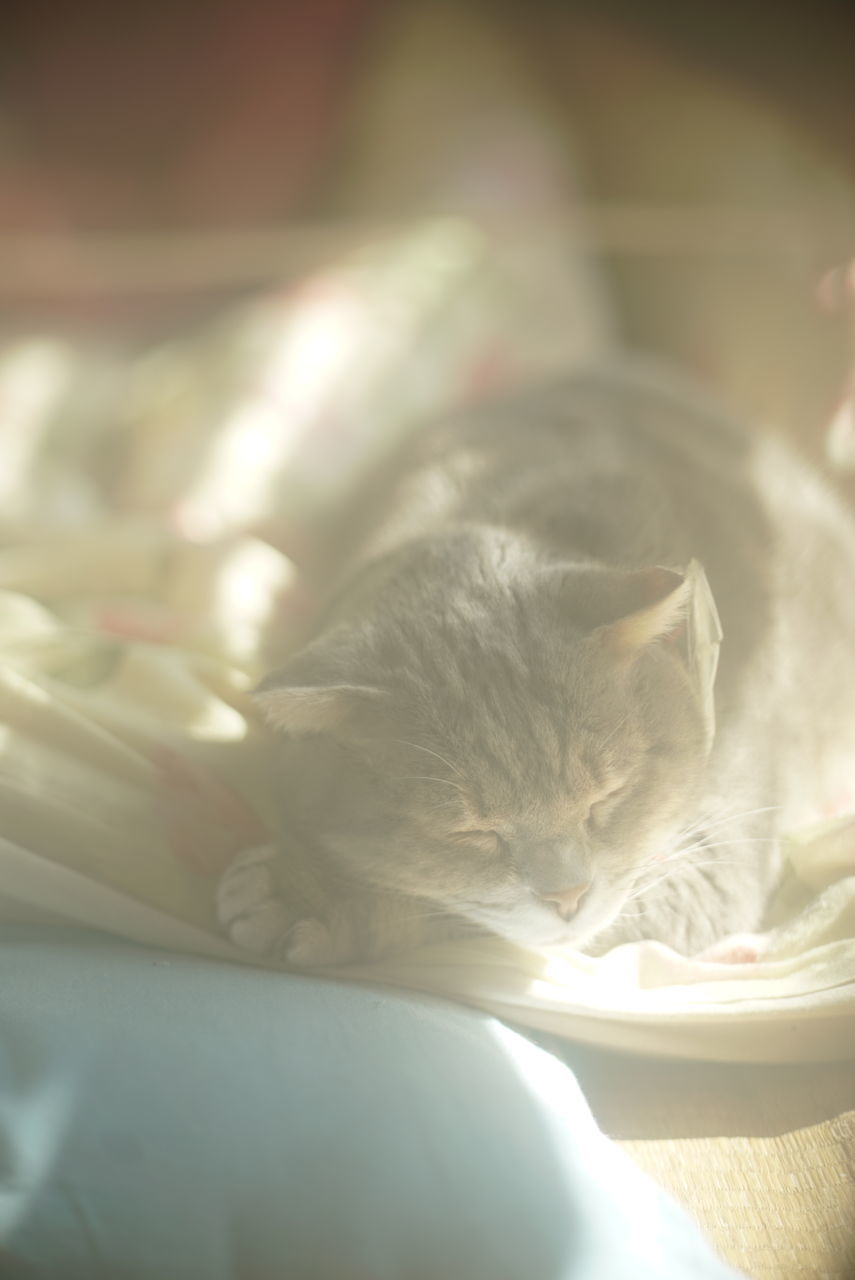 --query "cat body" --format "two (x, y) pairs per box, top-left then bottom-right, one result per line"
(223, 360), (855, 963)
